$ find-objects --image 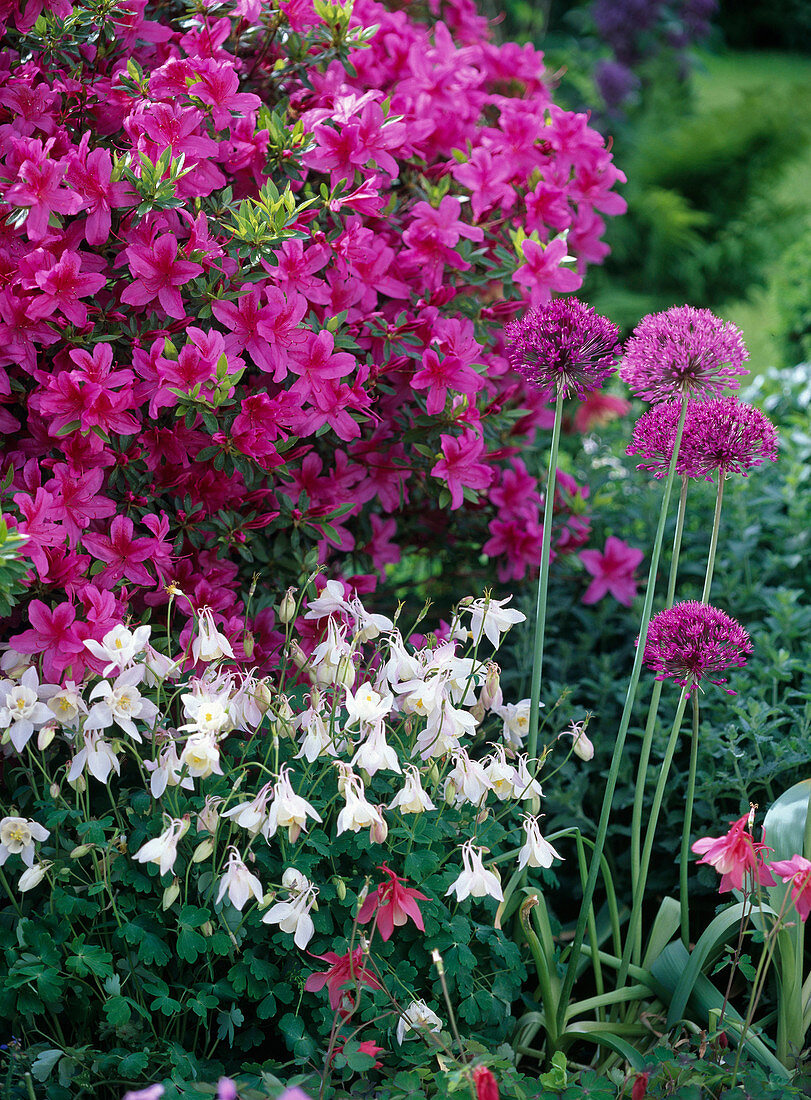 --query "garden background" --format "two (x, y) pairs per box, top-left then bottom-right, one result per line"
(1, 0), (810, 1097)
